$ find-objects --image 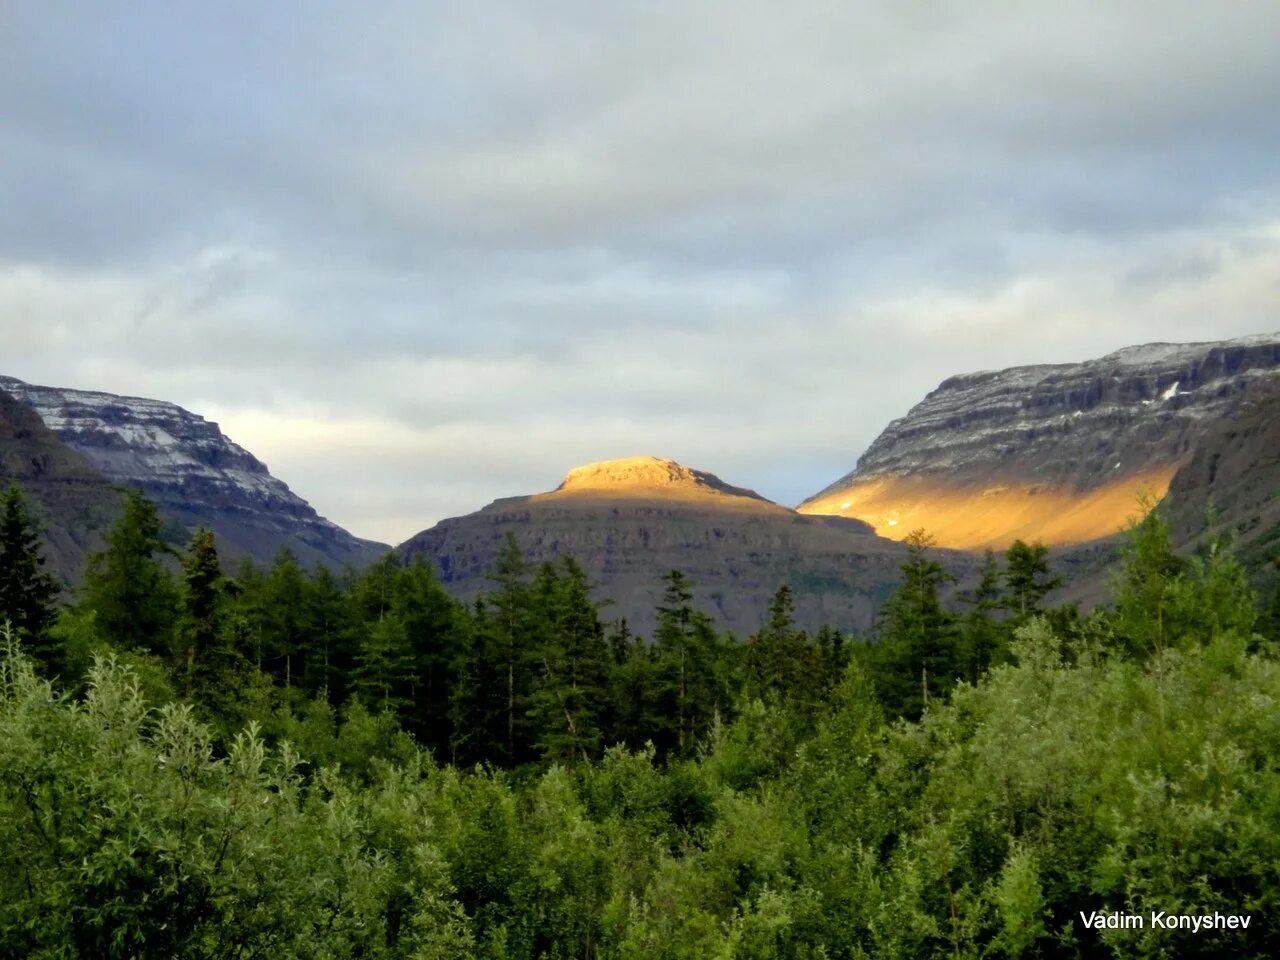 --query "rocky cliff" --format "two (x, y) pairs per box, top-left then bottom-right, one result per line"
(800, 334), (1280, 550)
(0, 376), (387, 570)
(398, 456), (935, 637)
